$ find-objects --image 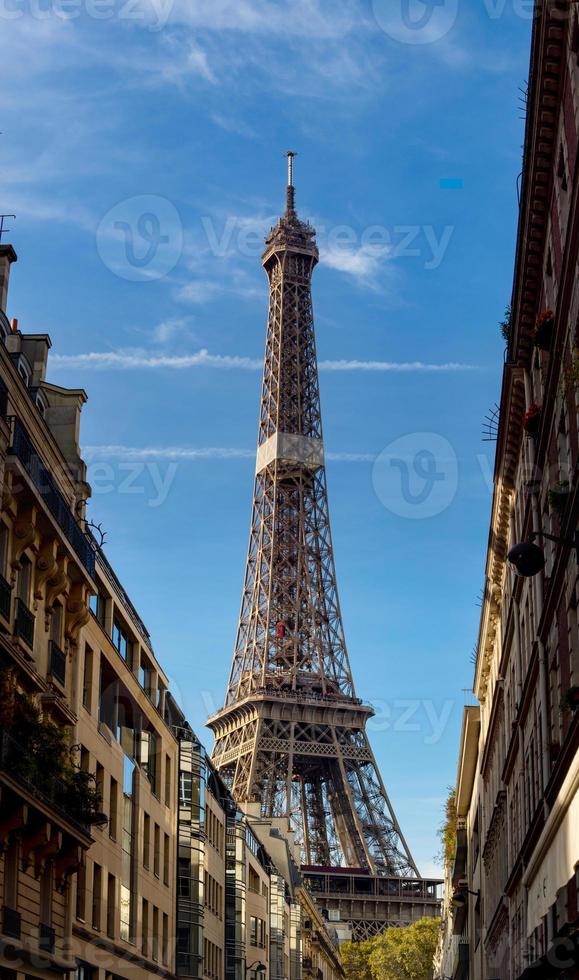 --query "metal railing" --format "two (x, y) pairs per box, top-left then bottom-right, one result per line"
(7, 416), (96, 578)
(1, 905), (21, 939)
(0, 727), (92, 834)
(14, 597), (34, 648)
(39, 922), (56, 952)
(49, 640), (66, 686)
